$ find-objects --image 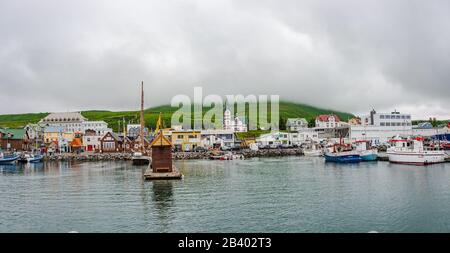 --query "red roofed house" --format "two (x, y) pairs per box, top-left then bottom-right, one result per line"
(315, 114), (341, 128)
